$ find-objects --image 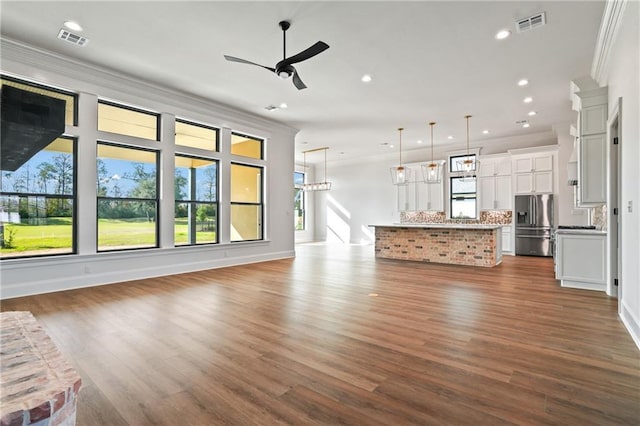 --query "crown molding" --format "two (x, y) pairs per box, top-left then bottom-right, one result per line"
(591, 0), (628, 84)
(0, 37), (298, 137)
